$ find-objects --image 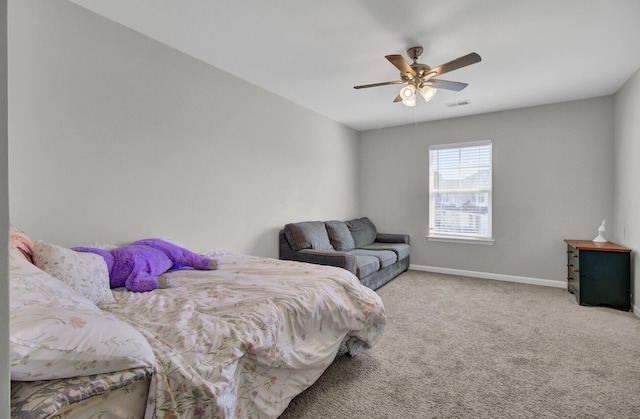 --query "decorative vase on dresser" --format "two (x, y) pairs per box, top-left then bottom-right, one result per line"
(564, 239), (631, 311)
